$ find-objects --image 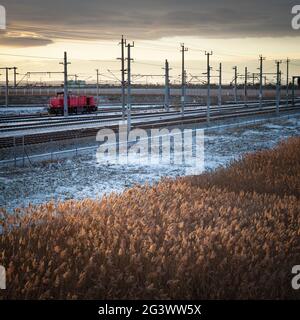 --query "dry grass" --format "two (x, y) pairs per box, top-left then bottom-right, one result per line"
(1, 137), (300, 300)
(185, 137), (300, 198)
